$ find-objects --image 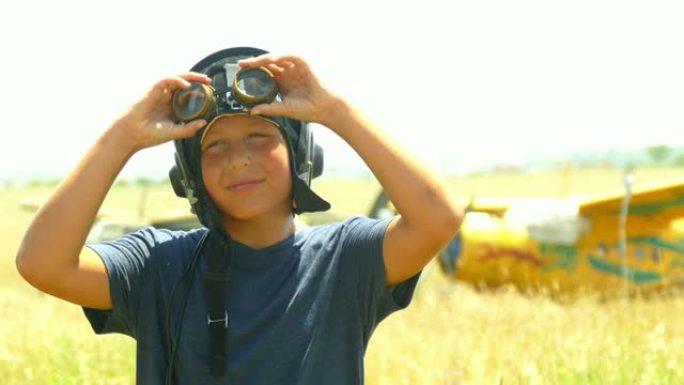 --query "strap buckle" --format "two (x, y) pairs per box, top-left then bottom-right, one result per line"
(207, 311), (229, 328)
